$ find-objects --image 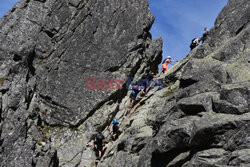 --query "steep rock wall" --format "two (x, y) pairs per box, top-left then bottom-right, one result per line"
(0, 0), (162, 166)
(0, 0), (249, 167)
(98, 0), (250, 166)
